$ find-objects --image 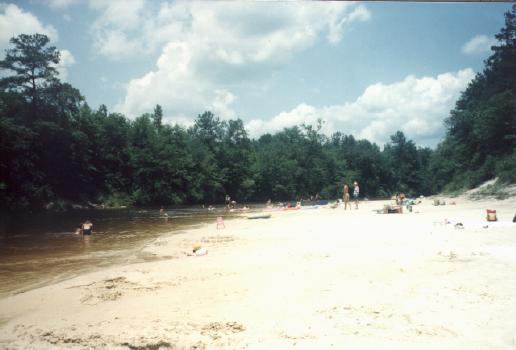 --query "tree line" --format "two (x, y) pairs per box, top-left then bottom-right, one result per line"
(1, 5), (514, 210)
